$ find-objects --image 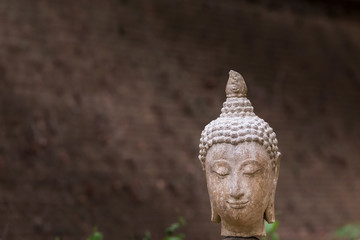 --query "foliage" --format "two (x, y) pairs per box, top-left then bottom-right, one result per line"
(263, 220), (279, 240)
(87, 227), (103, 240)
(163, 217), (186, 240)
(334, 223), (360, 240)
(142, 217), (186, 240)
(53, 220), (360, 240)
(55, 227), (103, 240)
(142, 231), (151, 240)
